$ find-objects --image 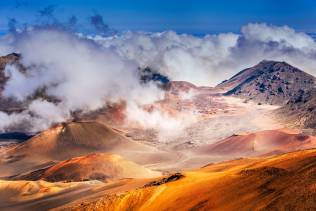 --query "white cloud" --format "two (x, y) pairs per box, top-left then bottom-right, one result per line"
(241, 23), (316, 50)
(93, 23), (316, 86)
(94, 31), (239, 85)
(1, 23), (316, 135)
(1, 28), (166, 132)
